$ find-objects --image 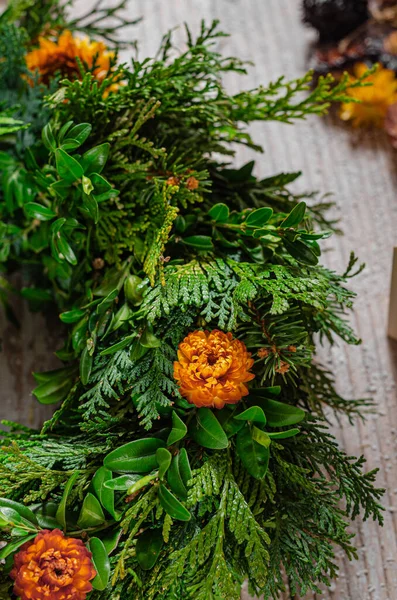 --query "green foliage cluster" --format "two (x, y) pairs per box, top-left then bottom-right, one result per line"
(0, 2), (383, 599)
